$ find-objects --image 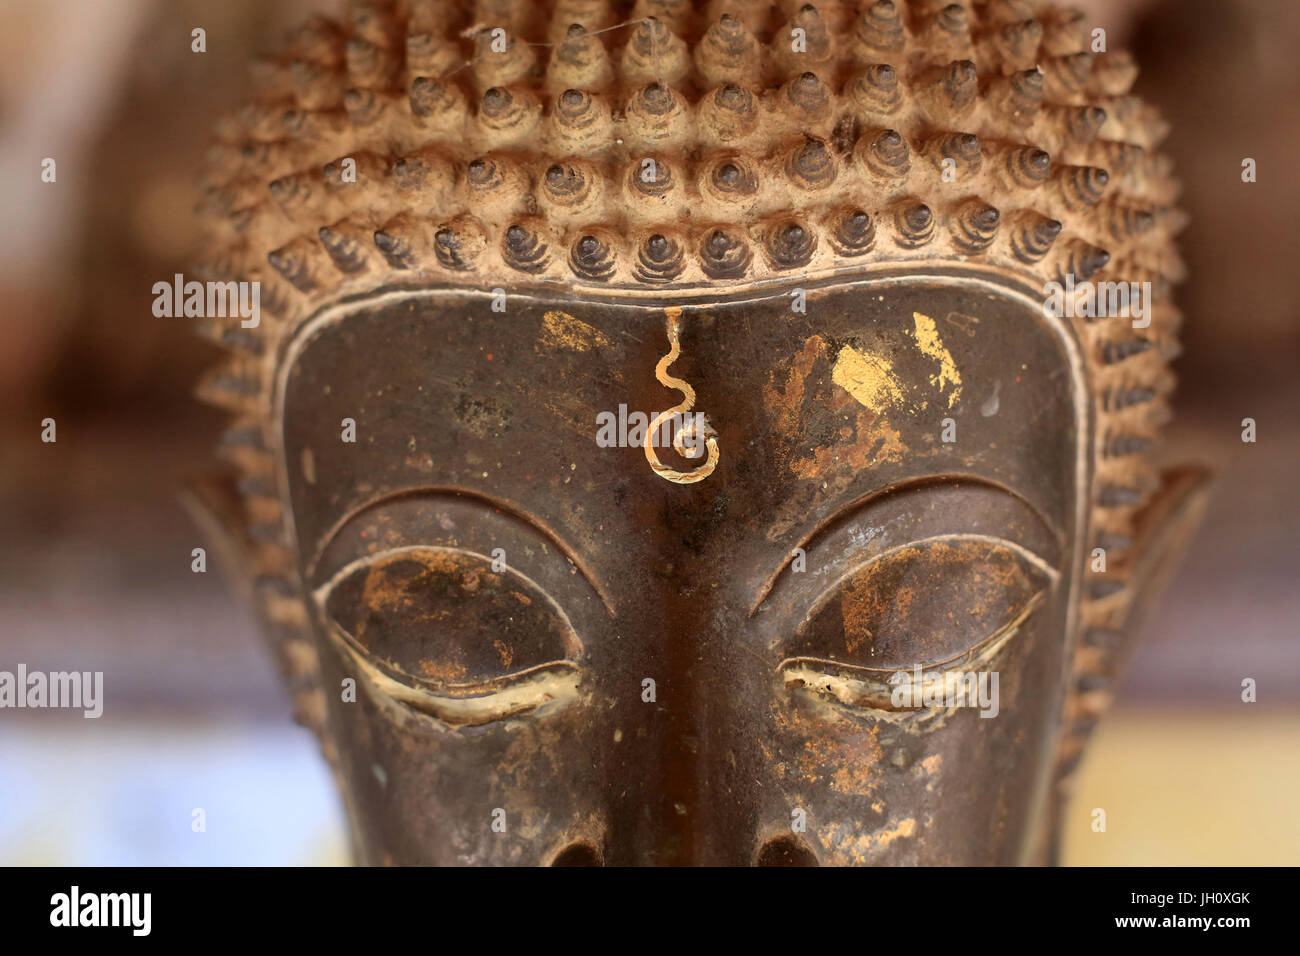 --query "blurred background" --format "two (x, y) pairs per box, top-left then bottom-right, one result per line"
(0, 0), (1295, 865)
